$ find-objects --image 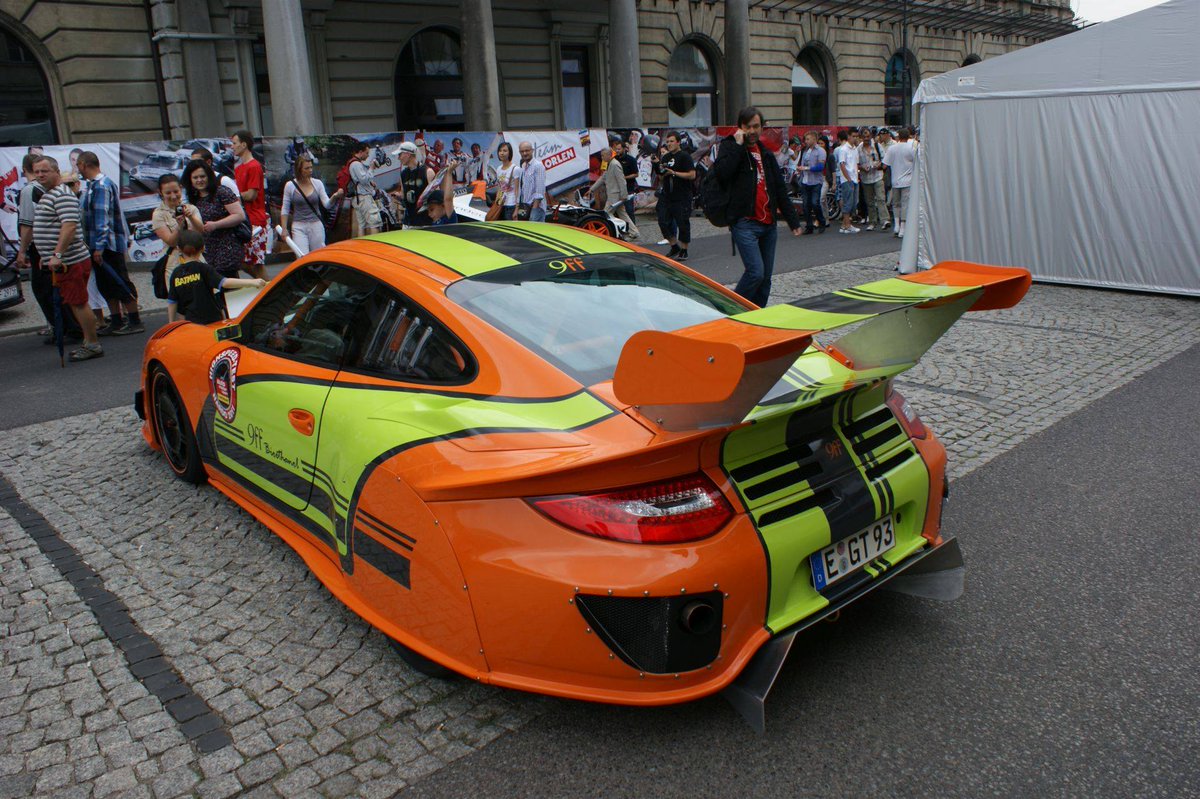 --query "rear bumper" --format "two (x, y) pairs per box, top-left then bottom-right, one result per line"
(723, 535), (964, 732)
